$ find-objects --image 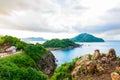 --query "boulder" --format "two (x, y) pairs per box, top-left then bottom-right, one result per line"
(116, 66), (120, 71)
(92, 49), (101, 60)
(75, 55), (89, 67)
(86, 61), (95, 74)
(71, 66), (81, 78)
(100, 57), (109, 64)
(111, 72), (120, 80)
(96, 64), (105, 74)
(107, 48), (116, 60)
